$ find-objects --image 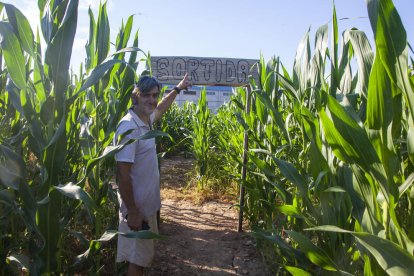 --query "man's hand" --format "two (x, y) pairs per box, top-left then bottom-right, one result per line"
(127, 209), (146, 231)
(154, 72), (192, 122)
(176, 72), (192, 91)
